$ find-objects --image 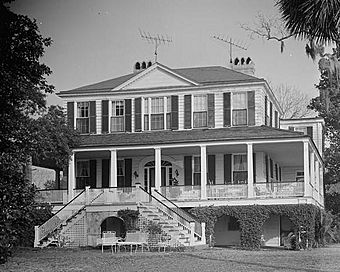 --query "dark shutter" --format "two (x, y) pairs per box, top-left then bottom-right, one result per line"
(247, 91), (255, 125)
(184, 95), (192, 129)
(125, 99), (132, 132)
(275, 164), (278, 181)
(253, 153), (256, 183)
(307, 126), (313, 140)
(124, 159), (132, 187)
(102, 159), (109, 188)
(224, 154), (232, 184)
(171, 95), (179, 130)
(89, 160), (97, 188)
(264, 96), (268, 125)
(223, 93), (231, 127)
(135, 98), (142, 132)
(275, 111), (278, 128)
(207, 94), (215, 128)
(265, 155), (269, 183)
(184, 156), (192, 185)
(102, 100), (109, 133)
(270, 102), (273, 127)
(279, 167), (282, 181)
(288, 126), (295, 131)
(90, 101), (96, 134)
(208, 155), (215, 184)
(270, 158), (274, 178)
(67, 102), (74, 128)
